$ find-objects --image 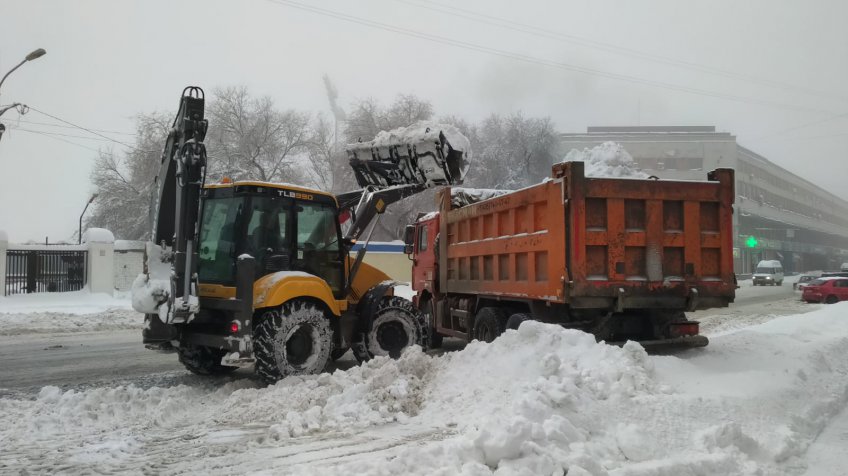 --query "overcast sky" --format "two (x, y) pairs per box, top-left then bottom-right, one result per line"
(1, 0), (846, 242)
